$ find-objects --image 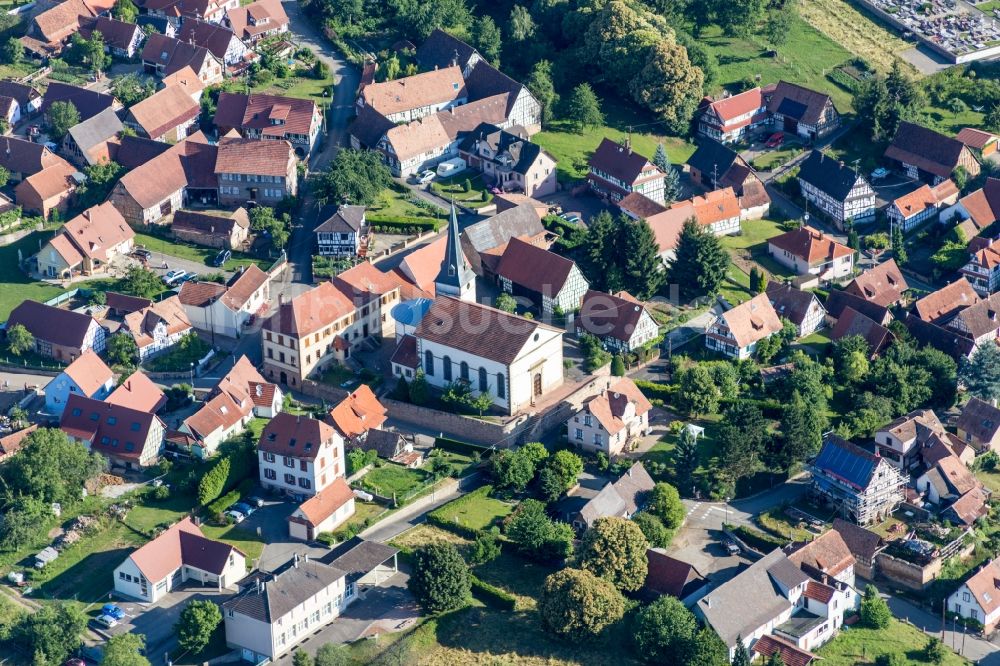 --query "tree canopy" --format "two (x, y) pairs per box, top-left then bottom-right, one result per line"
(539, 568), (625, 640)
(580, 516), (649, 592)
(667, 219), (730, 302)
(409, 542), (471, 613)
(312, 149), (393, 207)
